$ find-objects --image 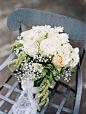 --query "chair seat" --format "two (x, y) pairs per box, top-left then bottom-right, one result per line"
(0, 73), (22, 114)
(0, 76), (75, 114)
(39, 80), (75, 114)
